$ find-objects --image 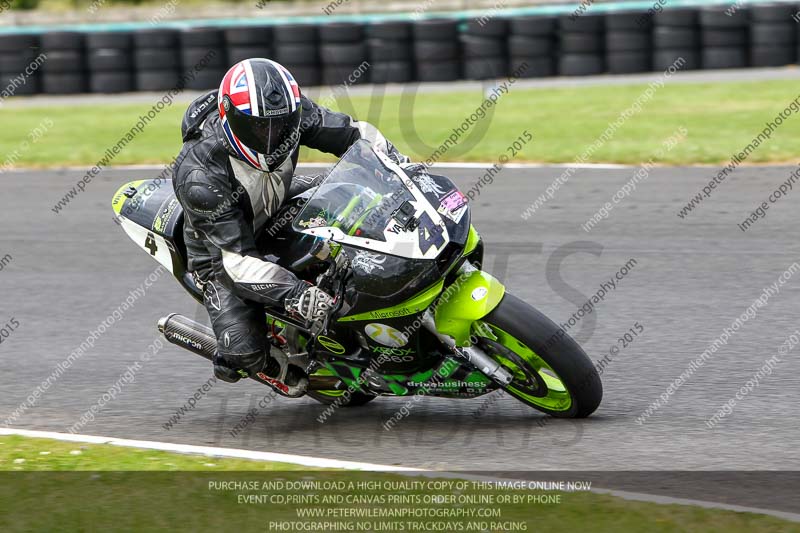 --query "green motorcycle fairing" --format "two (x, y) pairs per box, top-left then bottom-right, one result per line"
(310, 268), (505, 397)
(433, 269), (505, 347)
